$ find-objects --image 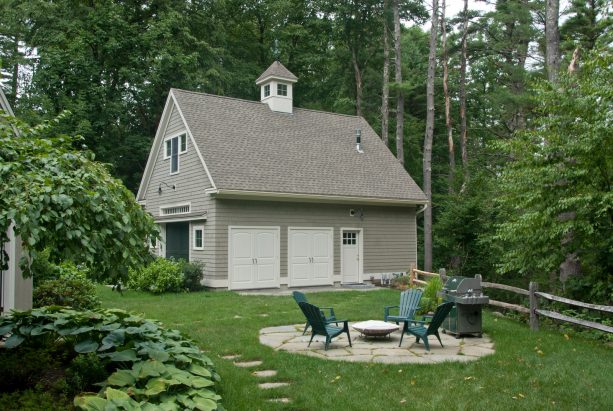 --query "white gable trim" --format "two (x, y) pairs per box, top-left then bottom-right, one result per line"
(170, 91), (217, 190)
(137, 92), (217, 201)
